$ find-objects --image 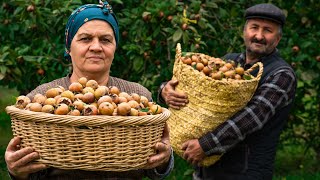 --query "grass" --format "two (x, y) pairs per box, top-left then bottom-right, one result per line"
(0, 87), (319, 180)
(0, 86), (17, 180)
